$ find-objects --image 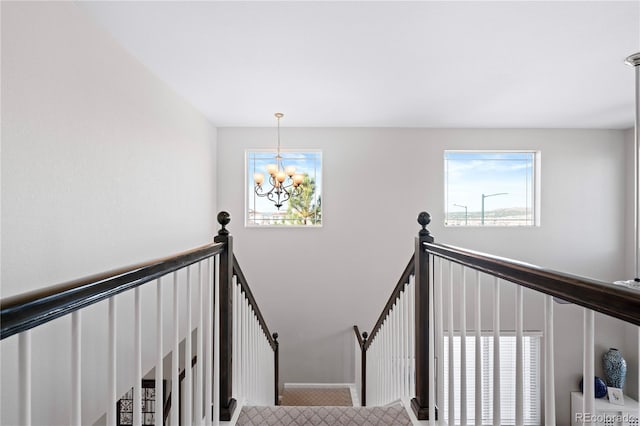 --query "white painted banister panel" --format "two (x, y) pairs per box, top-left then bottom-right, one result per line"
(460, 266), (468, 426)
(544, 294), (555, 426)
(493, 277), (501, 426)
(172, 272), (179, 426)
(185, 267), (193, 426)
(108, 297), (117, 426)
(19, 331), (32, 426)
(134, 288), (142, 426)
(515, 285), (524, 426)
(71, 311), (81, 426)
(156, 278), (164, 426)
(582, 309), (595, 419)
